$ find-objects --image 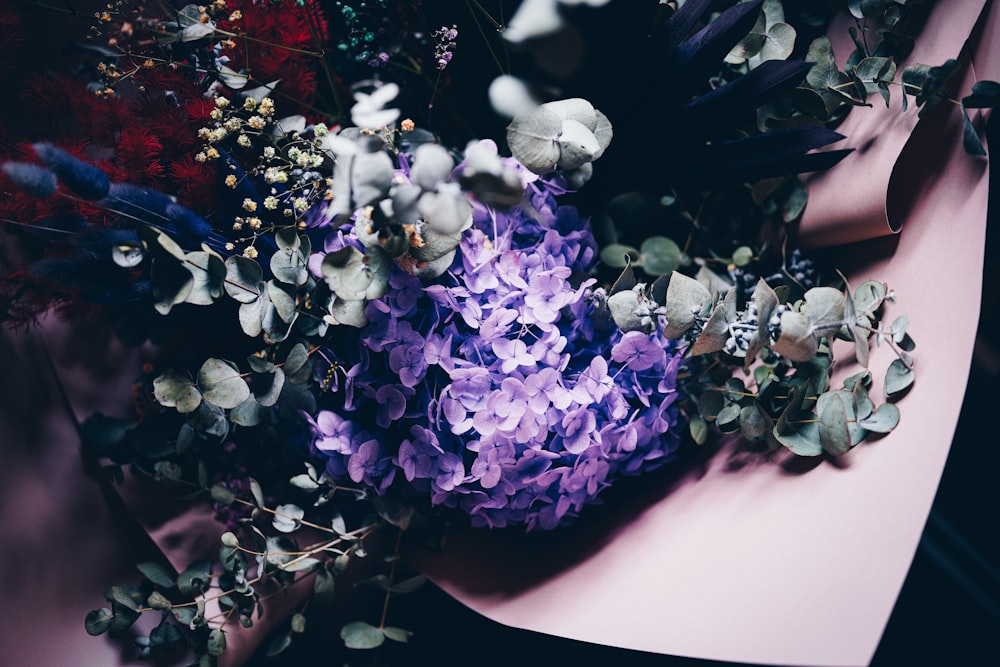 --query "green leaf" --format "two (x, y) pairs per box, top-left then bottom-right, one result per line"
(732, 246), (754, 268)
(184, 250), (226, 305)
(690, 288), (737, 356)
(817, 391), (852, 456)
(85, 608), (114, 636)
(771, 310), (818, 361)
(224, 256), (263, 303)
(801, 286), (846, 336)
(146, 591), (172, 611)
(716, 403), (742, 433)
(773, 419), (823, 456)
(744, 279), (779, 368)
(758, 22), (795, 63)
(389, 574), (426, 594)
(207, 628), (227, 656)
(281, 557), (322, 573)
(291, 613), (307, 634)
(382, 627), (413, 643)
(229, 396), (262, 427)
(313, 567), (336, 602)
(153, 371), (202, 413)
(211, 484), (237, 505)
(600, 244), (639, 269)
(198, 358), (250, 410)
(177, 560), (212, 597)
(154, 461), (182, 482)
(885, 359), (915, 398)
(270, 243), (309, 286)
(137, 562), (176, 588)
(639, 236), (682, 275)
(662, 271), (711, 339)
(963, 79), (1000, 109)
(249, 477), (264, 508)
(859, 402), (900, 433)
(272, 503), (305, 533)
(340, 621), (386, 650)
(962, 104), (987, 156)
(739, 404), (769, 440)
(689, 413), (708, 445)
(266, 633), (293, 657)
